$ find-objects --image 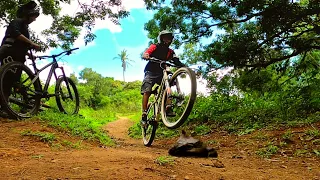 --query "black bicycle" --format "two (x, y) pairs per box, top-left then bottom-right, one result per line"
(142, 57), (197, 146)
(0, 48), (80, 119)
